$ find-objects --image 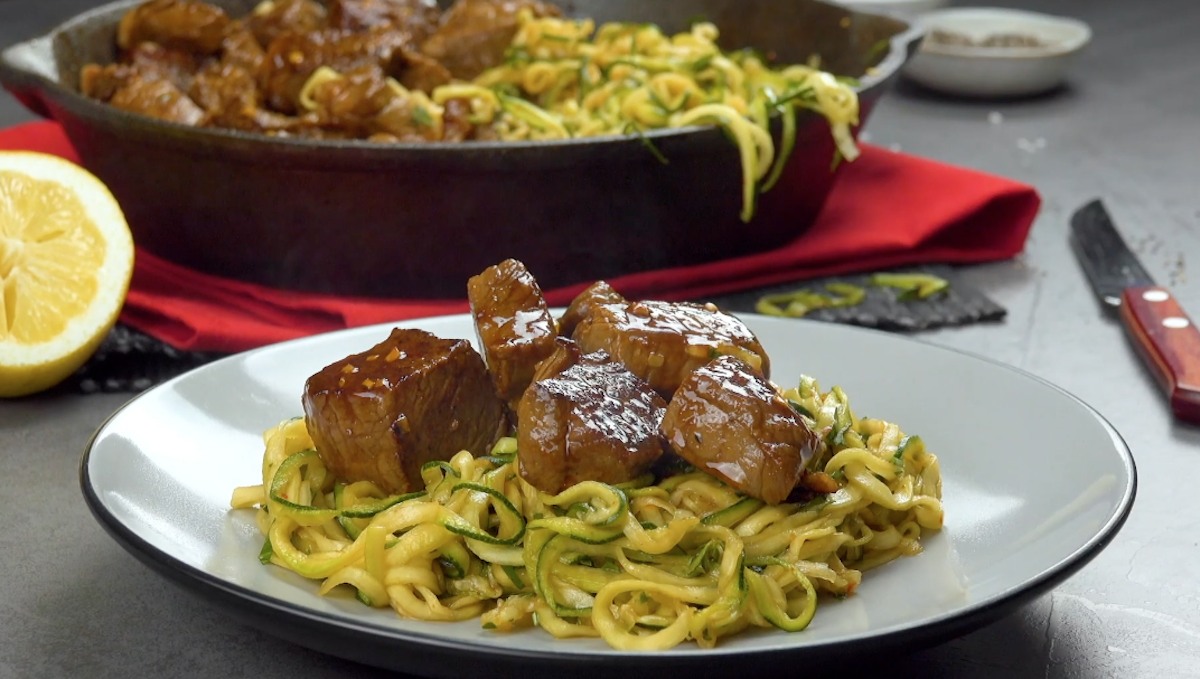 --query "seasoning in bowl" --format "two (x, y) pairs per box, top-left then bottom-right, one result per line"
(926, 28), (1050, 49)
